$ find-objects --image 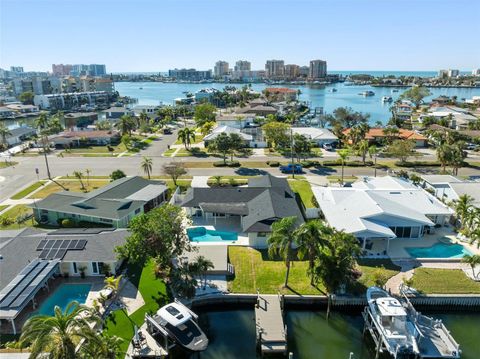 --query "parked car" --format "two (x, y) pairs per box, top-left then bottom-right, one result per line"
(466, 143), (478, 151)
(323, 143), (334, 151)
(280, 164), (303, 174)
